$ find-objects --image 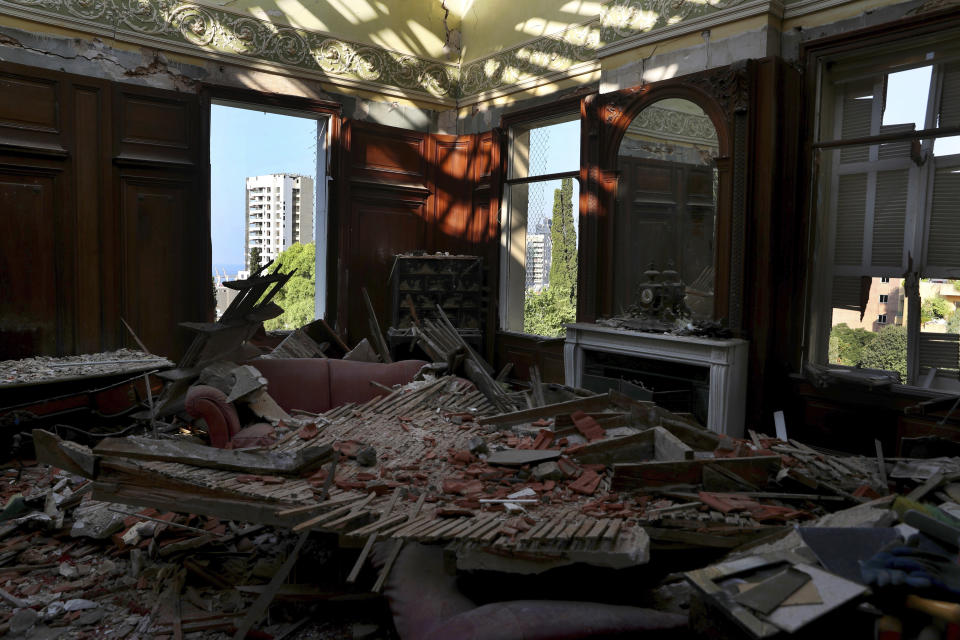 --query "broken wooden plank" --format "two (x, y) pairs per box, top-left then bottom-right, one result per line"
(94, 436), (331, 477)
(33, 430), (97, 477)
(232, 531), (308, 640)
(347, 488), (403, 583)
(362, 287), (392, 364)
(486, 449), (561, 466)
(481, 394), (612, 427)
(612, 456), (781, 491)
(373, 493), (427, 593)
